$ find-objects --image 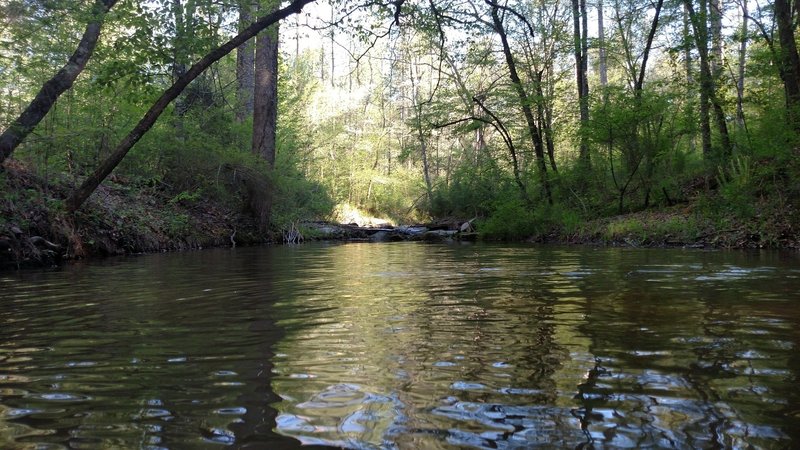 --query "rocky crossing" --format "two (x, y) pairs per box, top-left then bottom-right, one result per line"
(302, 220), (479, 243)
